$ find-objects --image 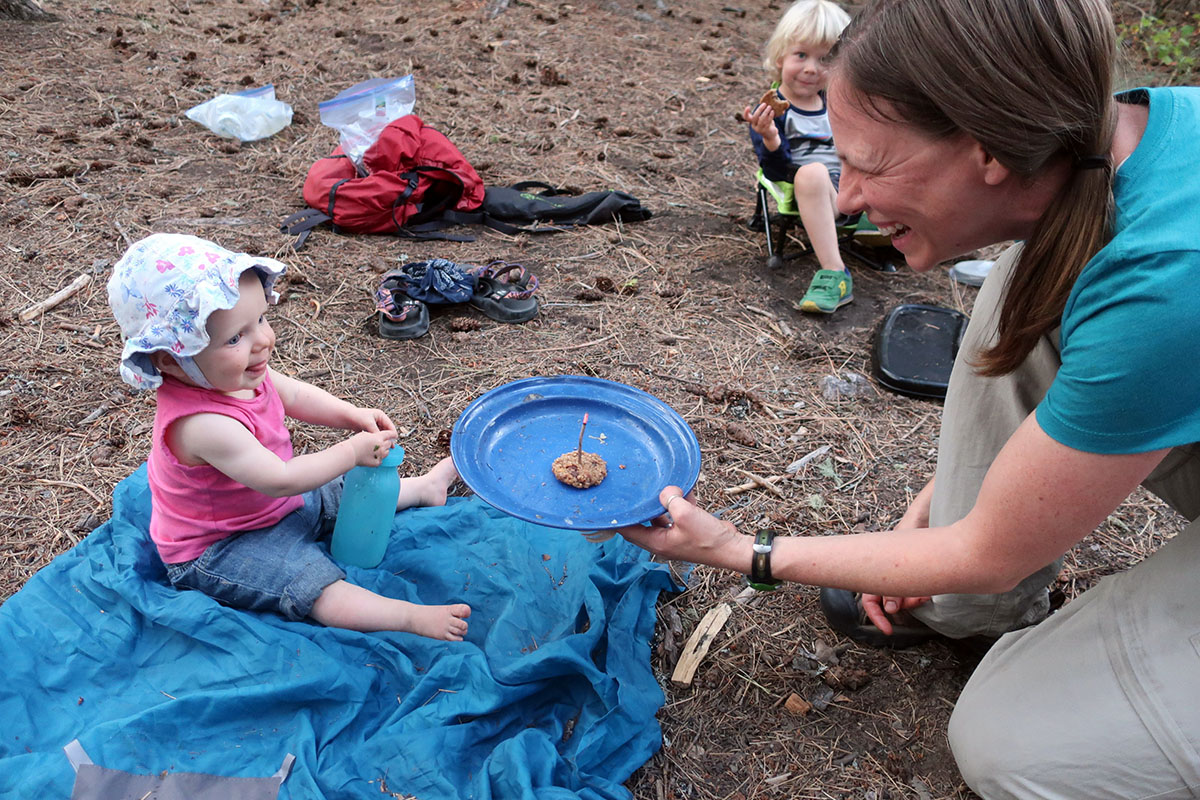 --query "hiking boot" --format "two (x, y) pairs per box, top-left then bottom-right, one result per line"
(795, 269), (853, 314)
